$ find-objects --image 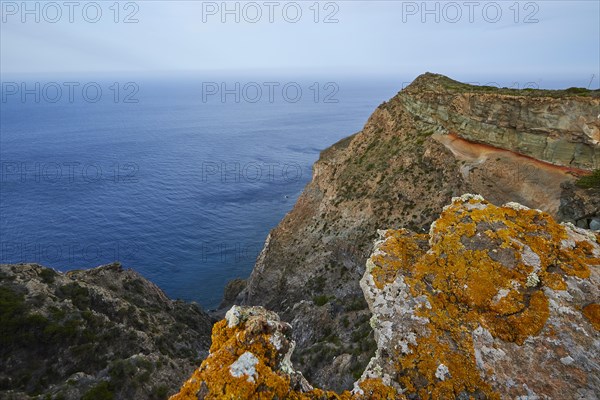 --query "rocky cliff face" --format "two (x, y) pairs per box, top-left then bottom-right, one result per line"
(0, 263), (213, 400)
(401, 74), (600, 170)
(178, 196), (600, 399)
(230, 73), (600, 390)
